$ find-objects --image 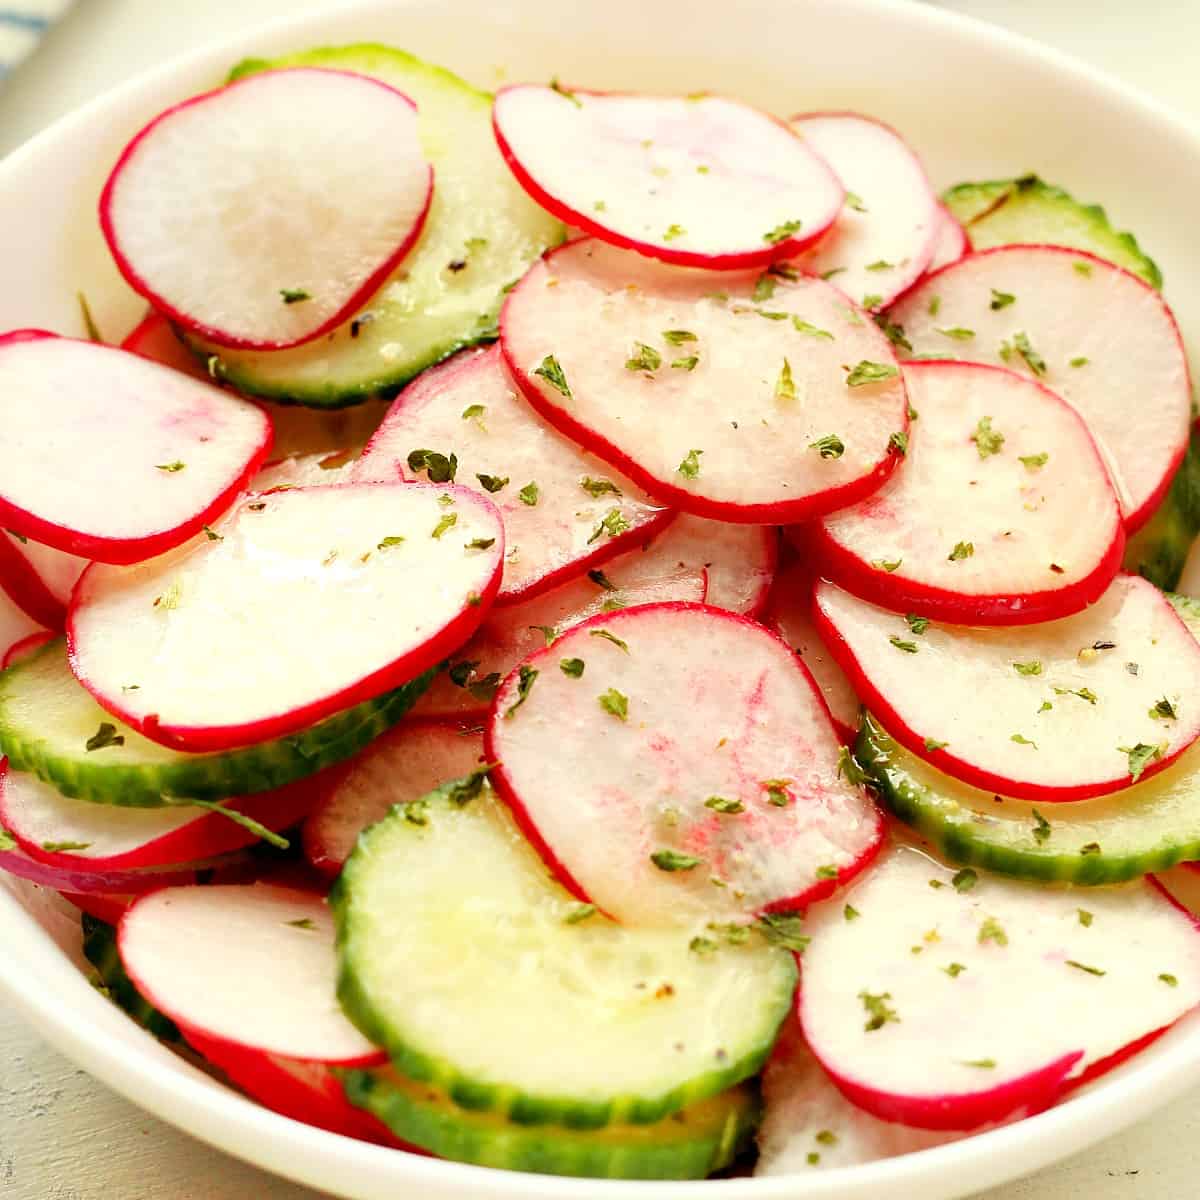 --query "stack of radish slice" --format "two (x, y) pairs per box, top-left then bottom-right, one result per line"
(4, 34), (1200, 1189)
